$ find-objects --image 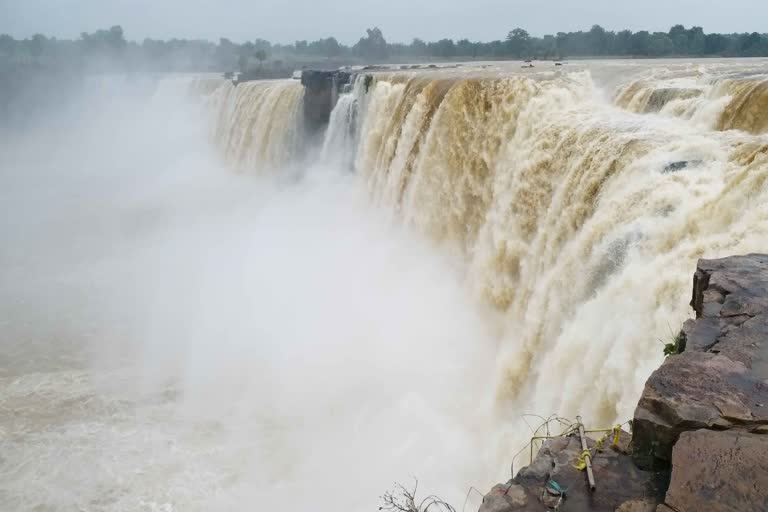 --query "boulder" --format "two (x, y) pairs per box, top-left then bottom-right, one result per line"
(477, 483), (528, 512)
(479, 434), (663, 512)
(665, 430), (768, 512)
(661, 160), (702, 174)
(633, 254), (768, 470)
